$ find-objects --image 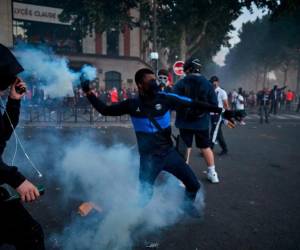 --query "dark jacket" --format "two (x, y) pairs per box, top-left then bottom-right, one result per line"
(87, 91), (222, 155)
(0, 97), (25, 188)
(173, 74), (218, 130)
(257, 91), (270, 106)
(270, 86), (286, 101)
